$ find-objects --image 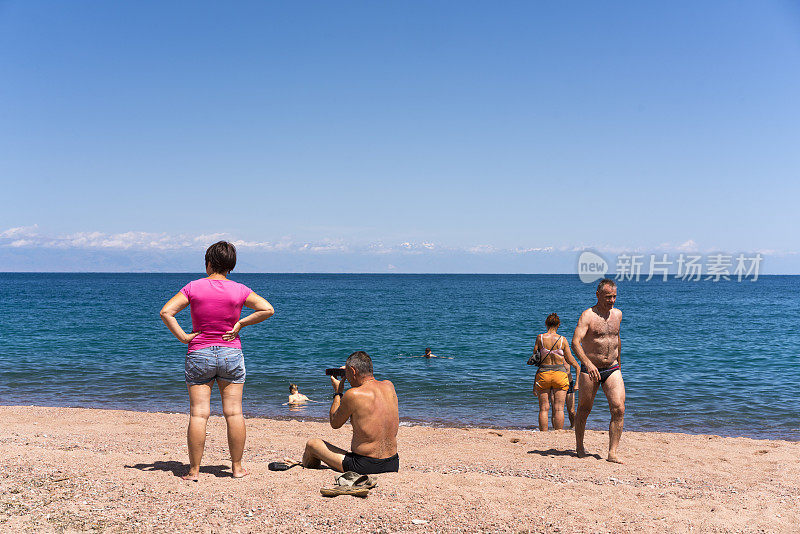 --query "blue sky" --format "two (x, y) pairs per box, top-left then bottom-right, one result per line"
(1, 1), (799, 272)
